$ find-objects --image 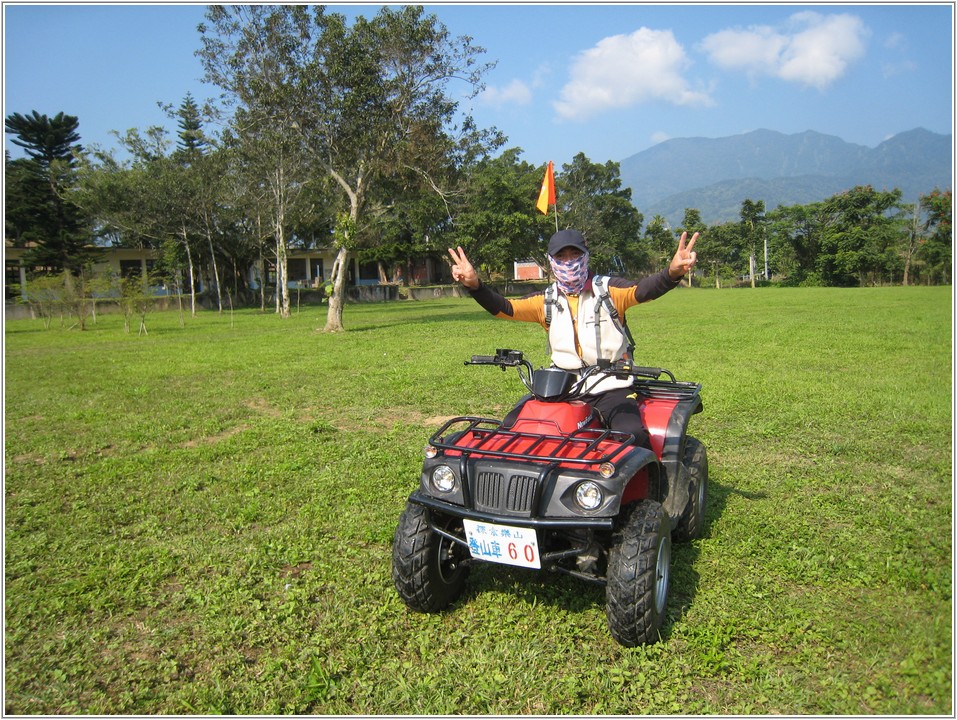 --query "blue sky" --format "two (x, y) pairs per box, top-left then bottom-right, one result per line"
(3, 3), (954, 169)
